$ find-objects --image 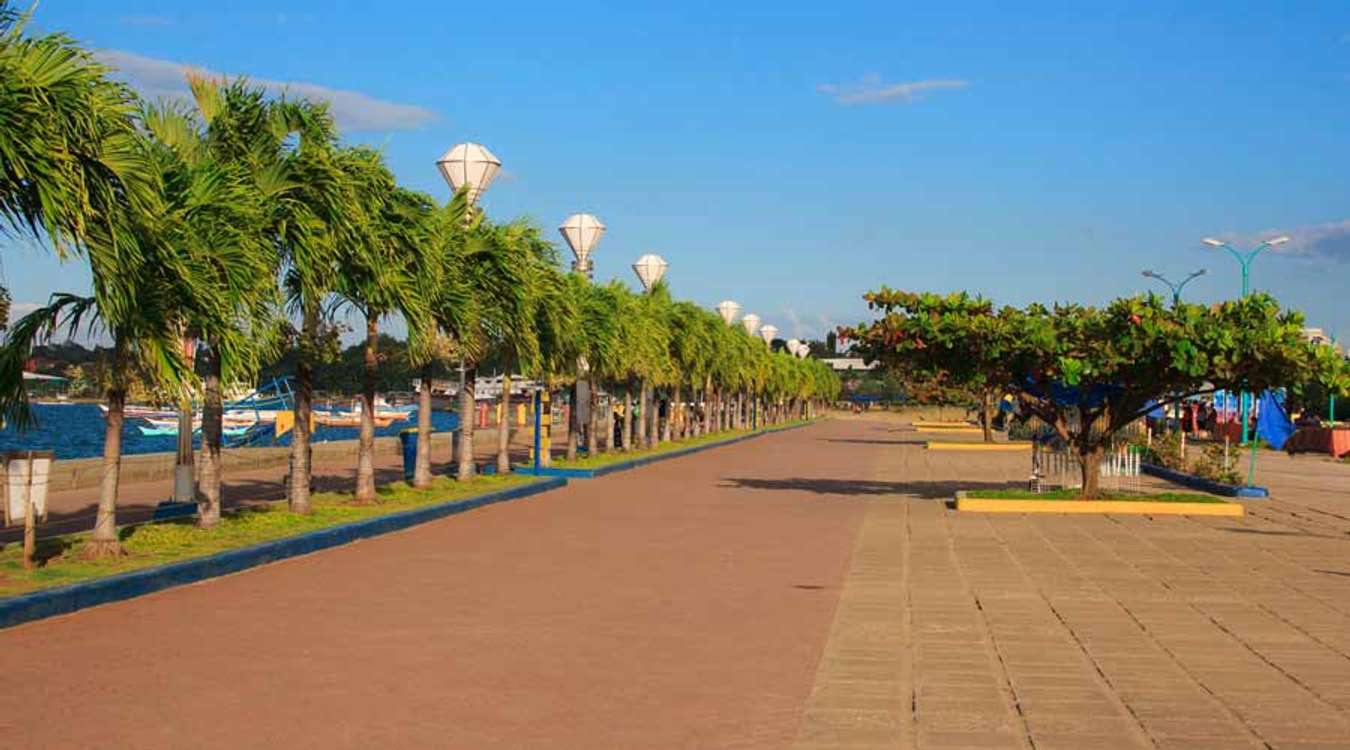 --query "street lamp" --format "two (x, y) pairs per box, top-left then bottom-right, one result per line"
(1141, 268), (1206, 306)
(436, 142), (502, 206)
(787, 338), (801, 356)
(560, 213), (605, 279)
(741, 314), (761, 336)
(437, 142), (500, 477)
(716, 300), (741, 325)
(759, 324), (778, 346)
(1203, 235), (1290, 447)
(632, 253), (668, 291)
